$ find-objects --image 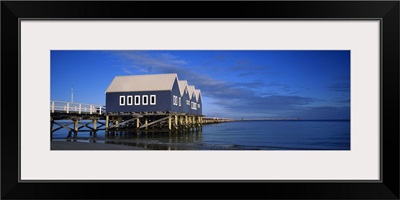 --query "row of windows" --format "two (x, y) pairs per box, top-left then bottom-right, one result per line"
(173, 95), (184, 107)
(177, 96), (201, 110)
(176, 96), (201, 109)
(119, 94), (201, 109)
(120, 95), (156, 106)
